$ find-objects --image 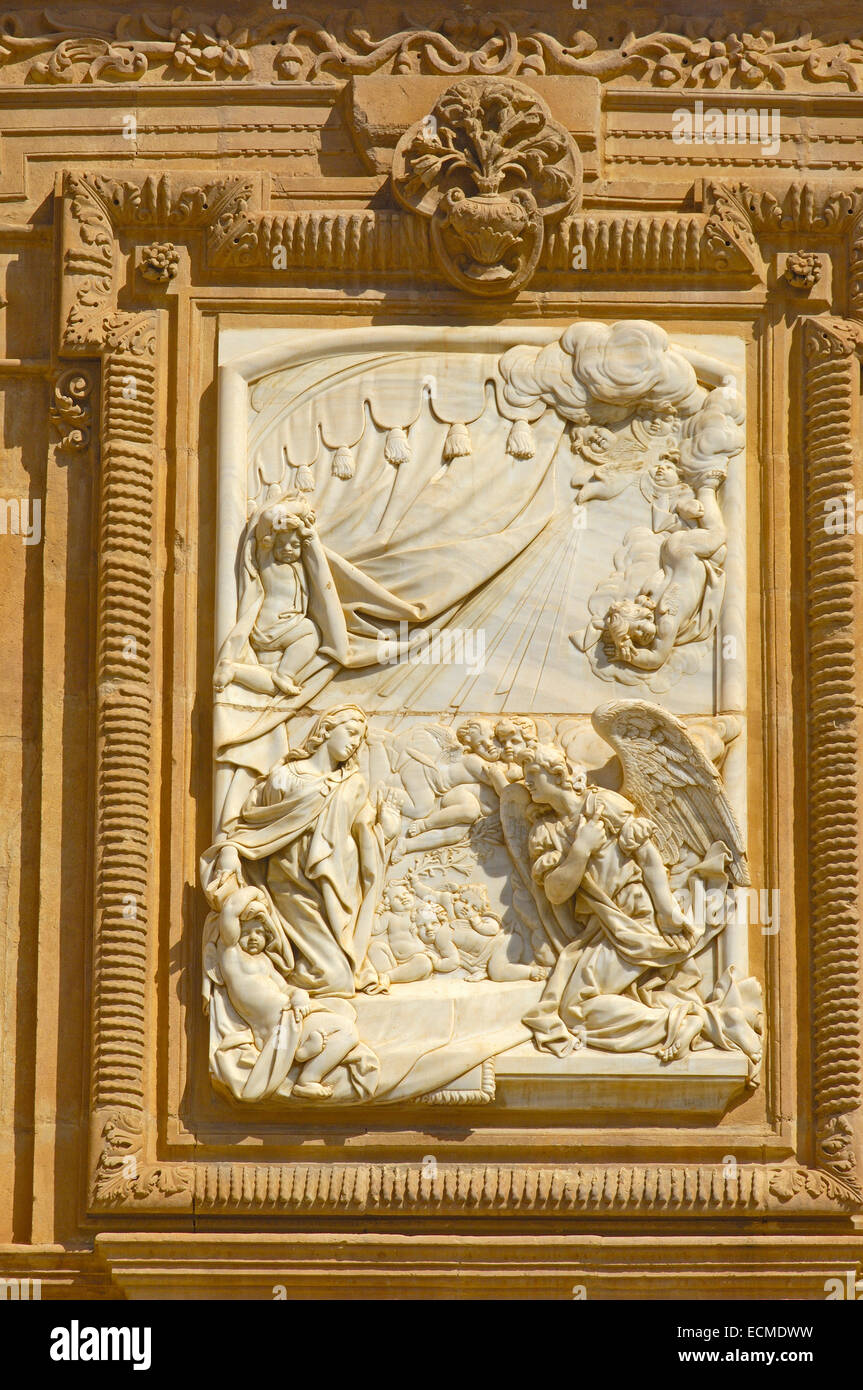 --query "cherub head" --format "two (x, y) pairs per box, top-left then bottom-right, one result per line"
(238, 901), (276, 957)
(456, 719), (499, 761)
(649, 459), (681, 490)
(494, 716), (538, 765)
(382, 881), (414, 914)
(254, 495), (315, 565)
(413, 900), (447, 940)
(601, 596), (658, 662)
(637, 402), (678, 436)
(454, 883), (492, 919)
